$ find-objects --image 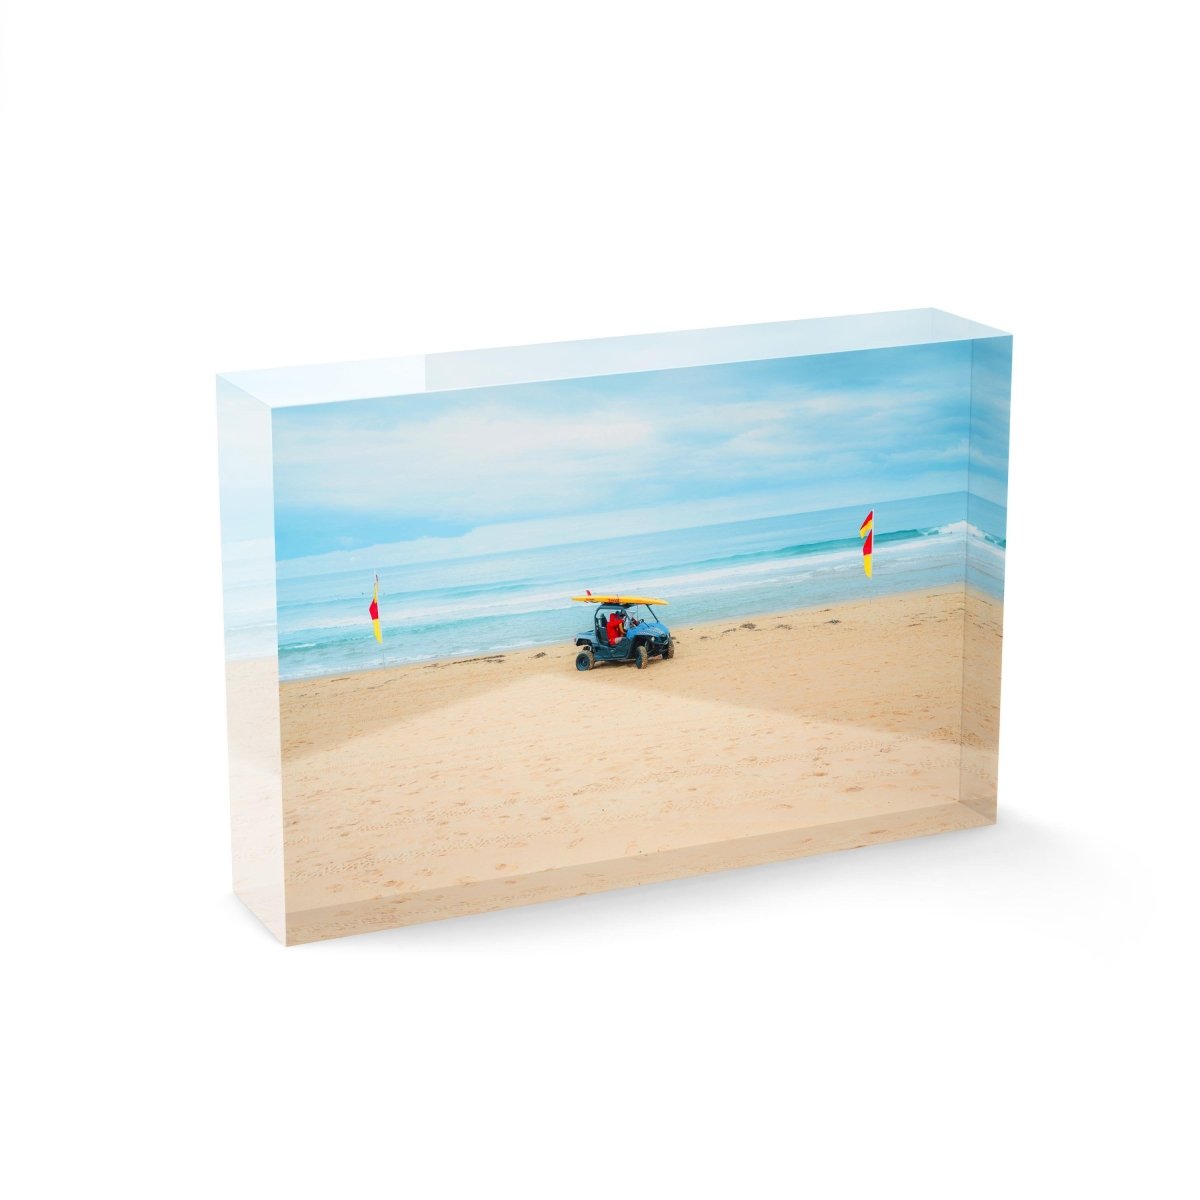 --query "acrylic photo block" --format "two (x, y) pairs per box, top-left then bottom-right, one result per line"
(217, 310), (1012, 944)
